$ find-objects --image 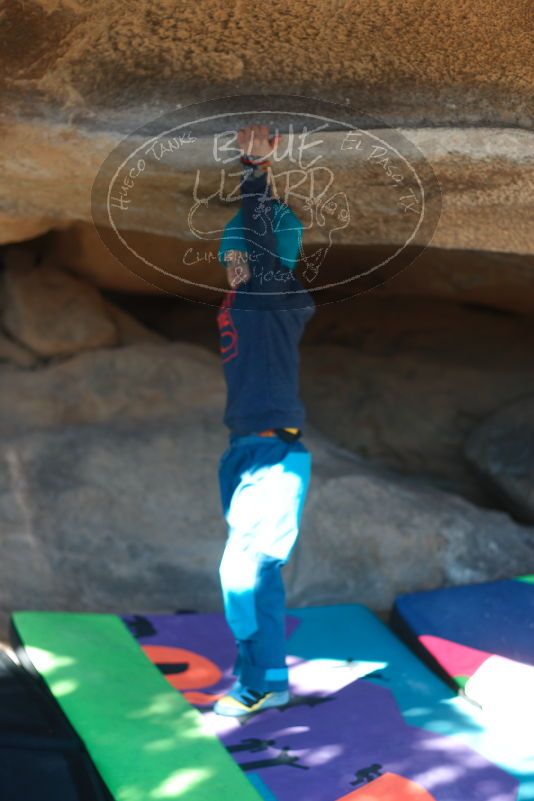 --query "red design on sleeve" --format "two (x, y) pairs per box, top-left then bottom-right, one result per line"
(217, 290), (239, 363)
